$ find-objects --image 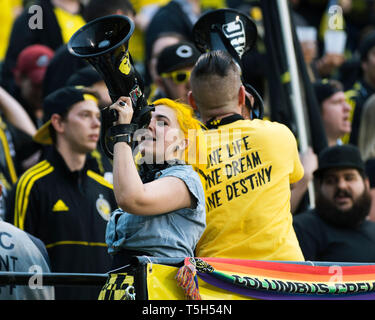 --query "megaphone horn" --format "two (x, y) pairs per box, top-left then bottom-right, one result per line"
(68, 14), (153, 159)
(192, 9), (264, 119)
(193, 9), (257, 58)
